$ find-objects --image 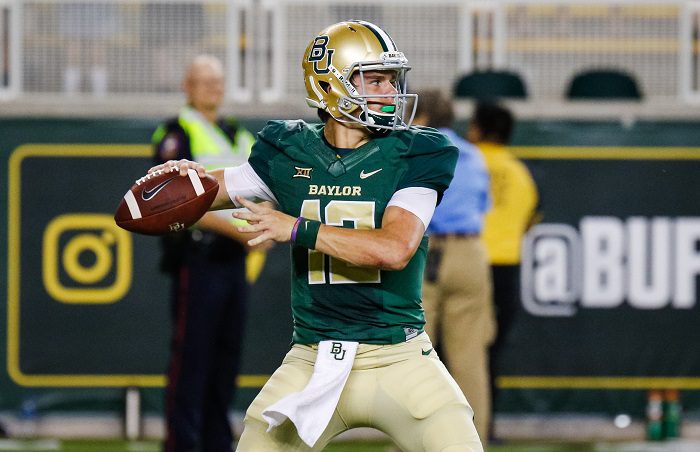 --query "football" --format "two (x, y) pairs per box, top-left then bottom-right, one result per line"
(114, 167), (219, 235)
